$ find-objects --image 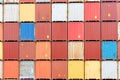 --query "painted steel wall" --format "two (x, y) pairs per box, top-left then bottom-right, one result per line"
(0, 61), (2, 79)
(0, 42), (2, 60)
(0, 5), (2, 22)
(0, 23), (2, 40)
